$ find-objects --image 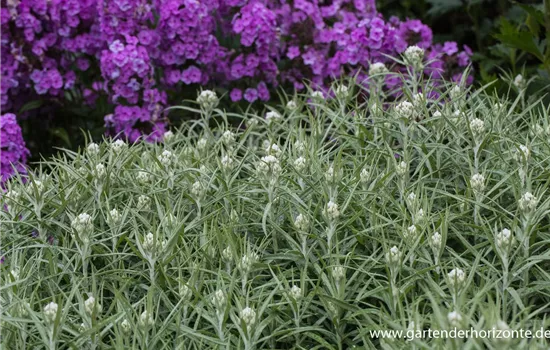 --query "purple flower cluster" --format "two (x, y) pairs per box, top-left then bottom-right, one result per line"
(1, 113), (30, 182)
(0, 0), (473, 176)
